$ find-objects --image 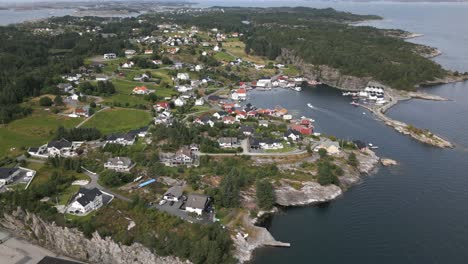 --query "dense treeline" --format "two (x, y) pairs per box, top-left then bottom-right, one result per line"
(0, 27), (125, 123)
(55, 126), (102, 141)
(79, 81), (116, 96)
(244, 25), (446, 89)
(157, 7), (446, 90)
